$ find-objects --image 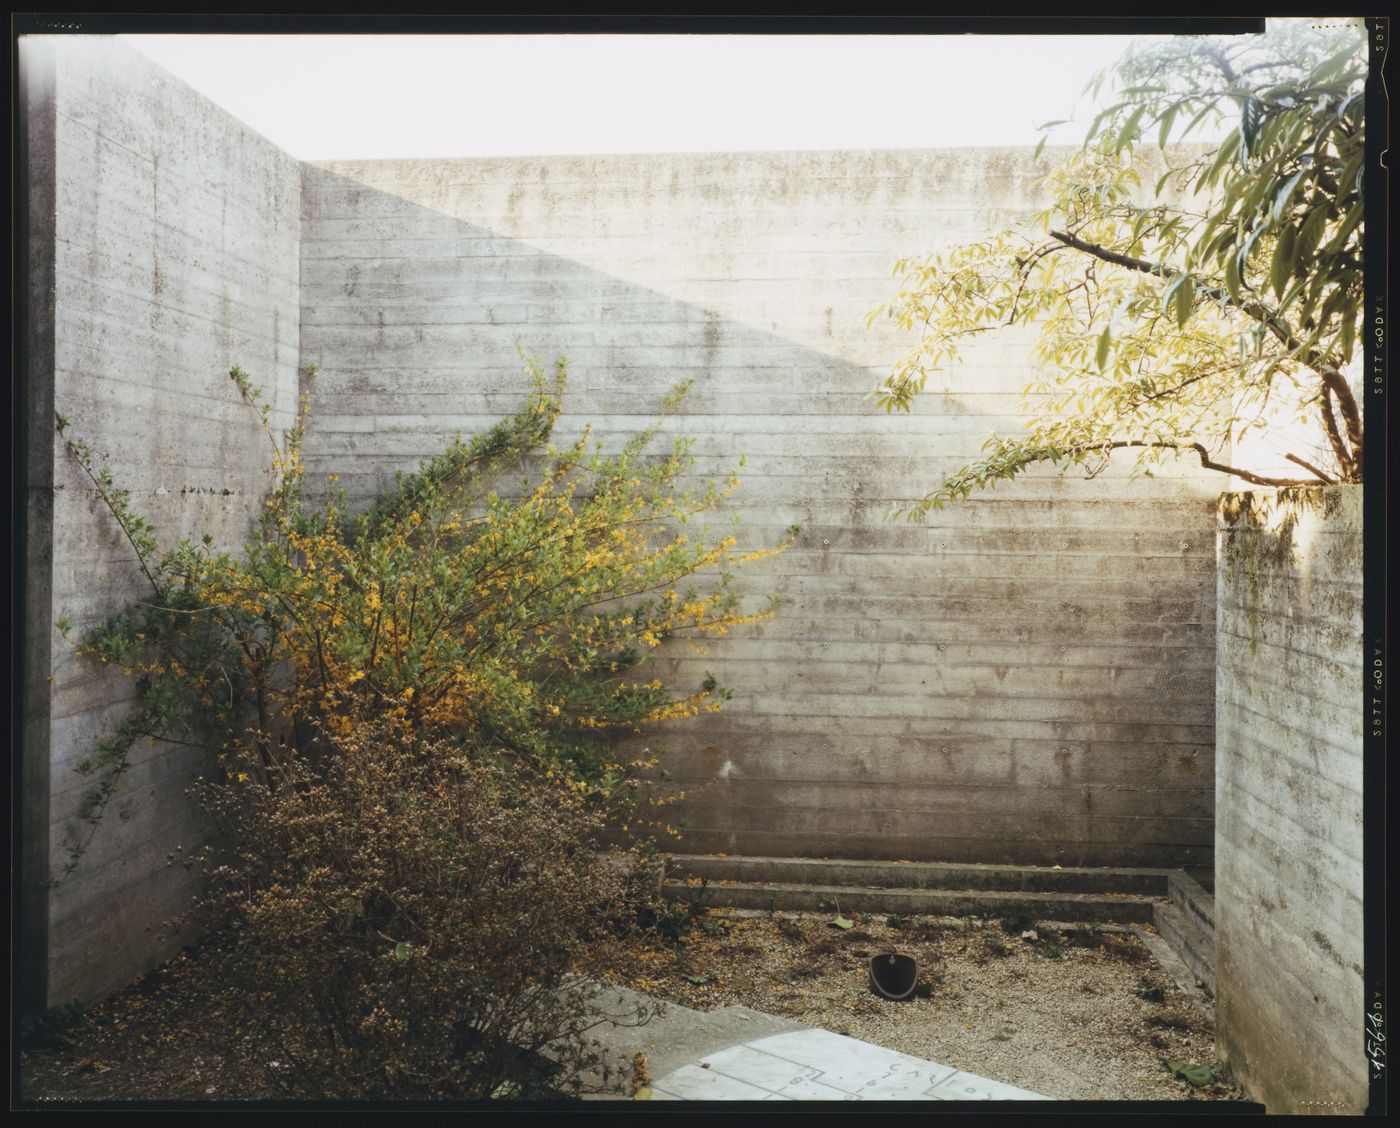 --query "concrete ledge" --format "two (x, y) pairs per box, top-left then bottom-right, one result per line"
(1153, 901), (1214, 996)
(668, 853), (1173, 894)
(664, 879), (1159, 924)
